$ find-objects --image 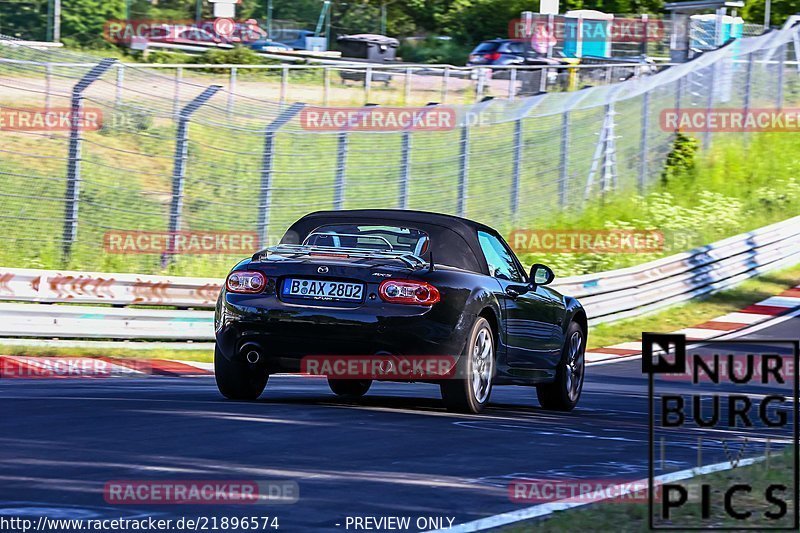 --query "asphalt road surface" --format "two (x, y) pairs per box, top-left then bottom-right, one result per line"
(0, 314), (797, 532)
